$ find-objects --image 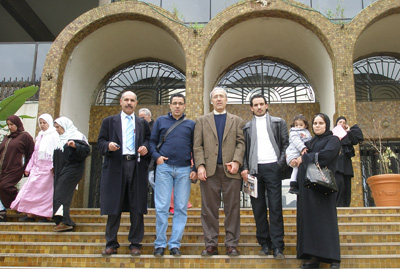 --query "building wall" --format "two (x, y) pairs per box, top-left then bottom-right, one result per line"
(37, 0), (400, 208)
